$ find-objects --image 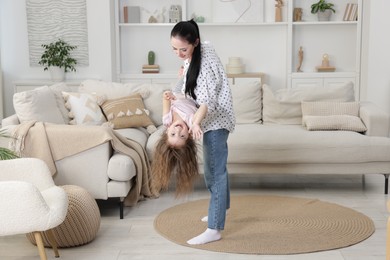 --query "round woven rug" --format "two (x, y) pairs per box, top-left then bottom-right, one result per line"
(154, 195), (375, 254)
